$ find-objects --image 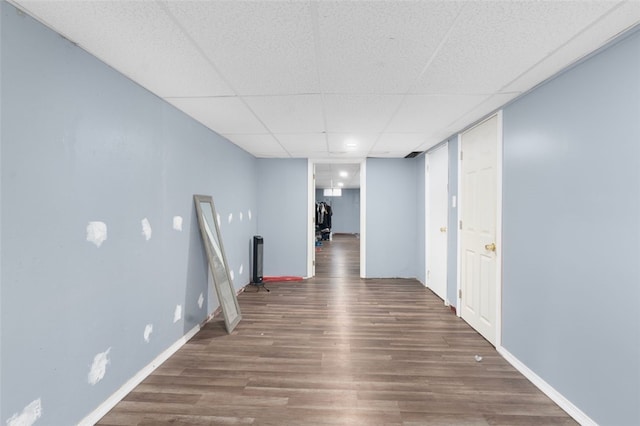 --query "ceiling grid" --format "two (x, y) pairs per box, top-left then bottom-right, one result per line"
(8, 0), (640, 187)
